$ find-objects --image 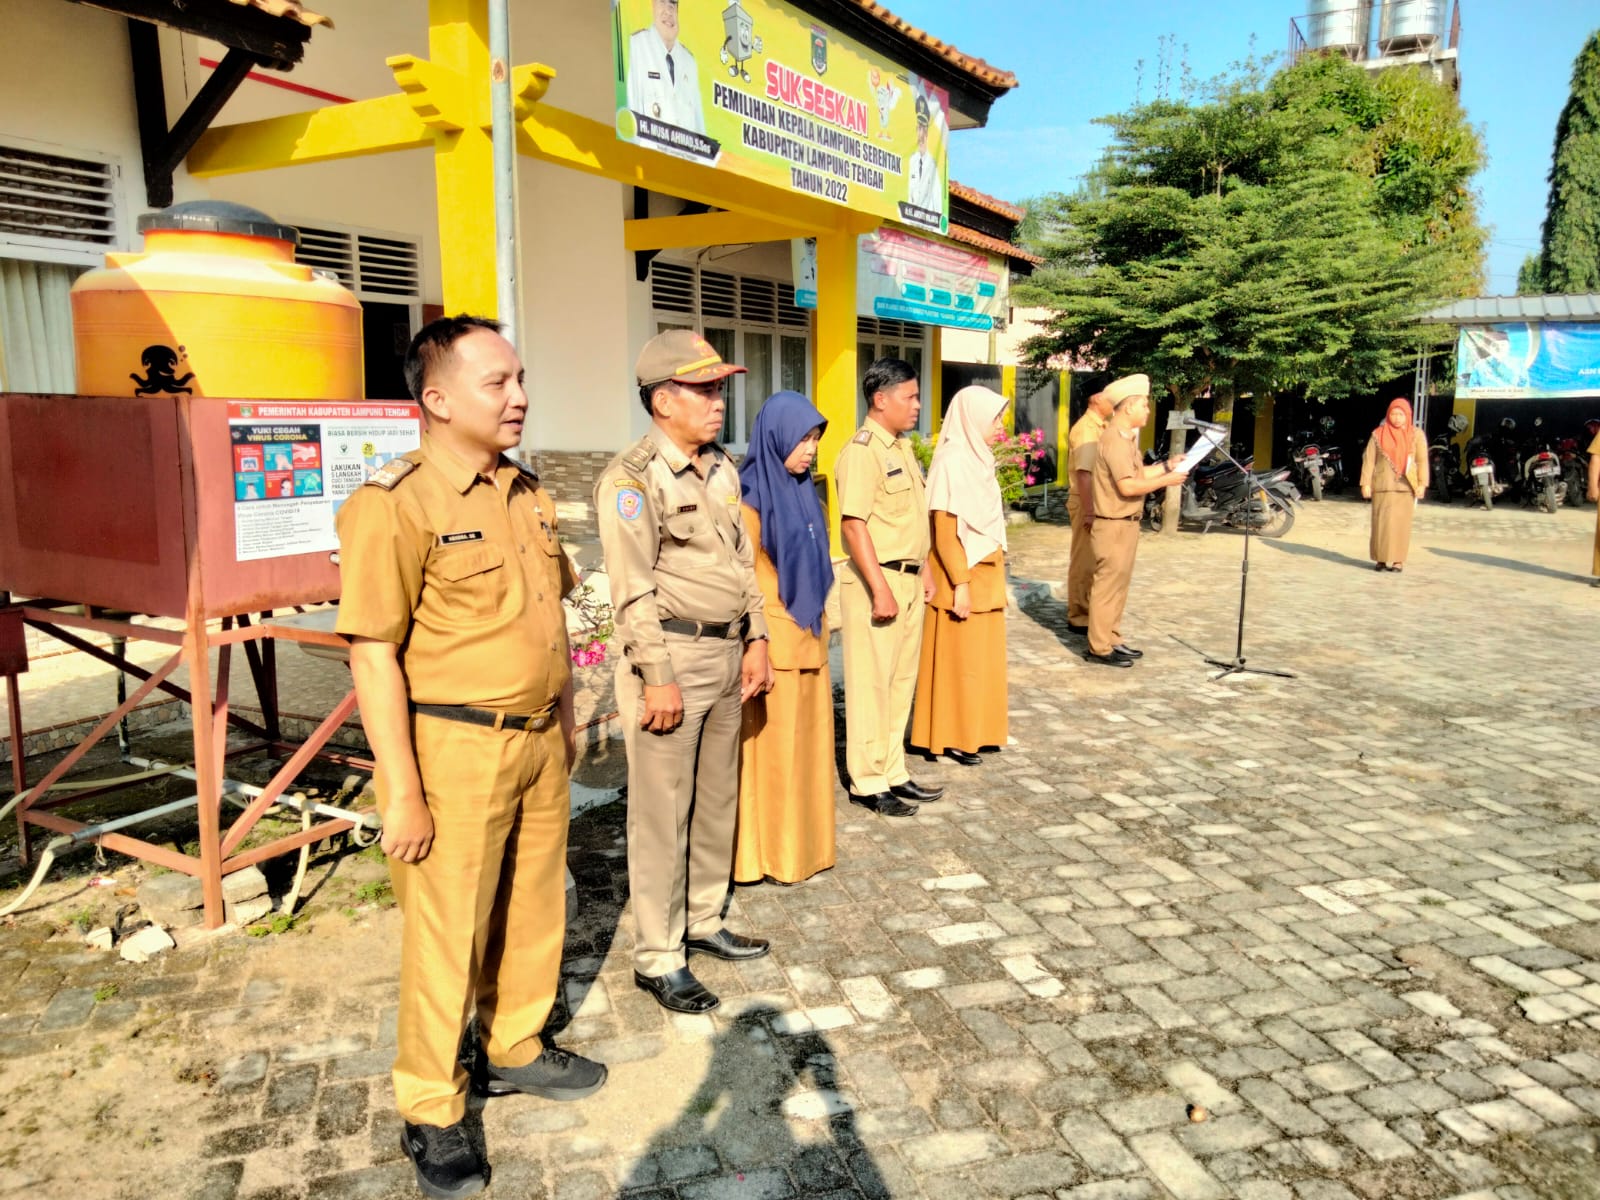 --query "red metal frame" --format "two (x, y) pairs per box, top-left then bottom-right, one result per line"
(6, 605), (372, 927)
